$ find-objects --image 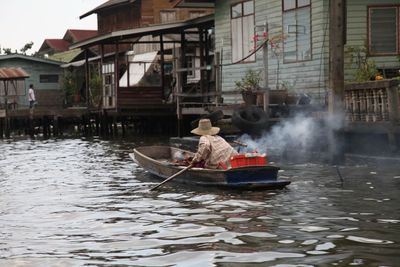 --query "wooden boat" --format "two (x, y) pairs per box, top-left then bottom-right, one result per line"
(130, 146), (291, 190)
